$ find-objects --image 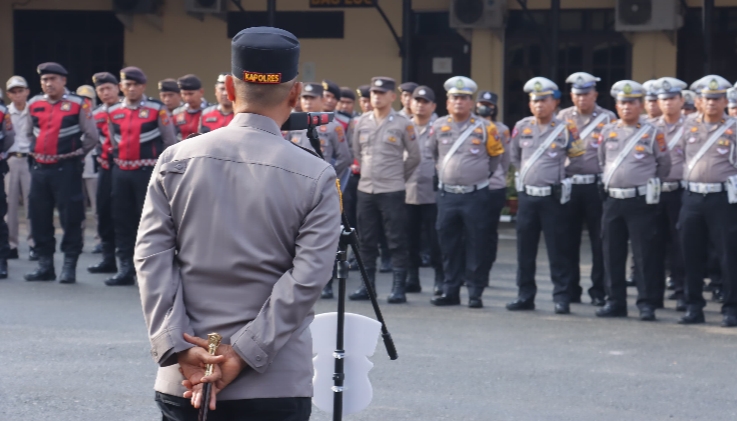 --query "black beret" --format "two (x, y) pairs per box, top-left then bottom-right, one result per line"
(412, 86), (435, 102)
(120, 66), (147, 84)
(177, 74), (202, 91)
(356, 85), (371, 98)
(321, 79), (340, 98)
(158, 78), (179, 93)
(231, 27), (300, 84)
(302, 82), (324, 97)
(370, 77), (396, 93)
(37, 62), (68, 76)
(92, 72), (118, 87)
(399, 82), (418, 94)
(477, 90), (498, 105)
(340, 87), (355, 101)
